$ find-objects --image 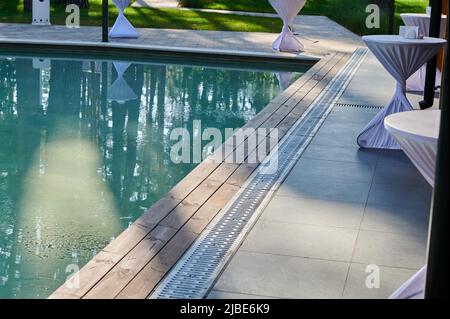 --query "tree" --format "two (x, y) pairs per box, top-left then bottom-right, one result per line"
(24, 0), (90, 12)
(56, 0), (90, 9)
